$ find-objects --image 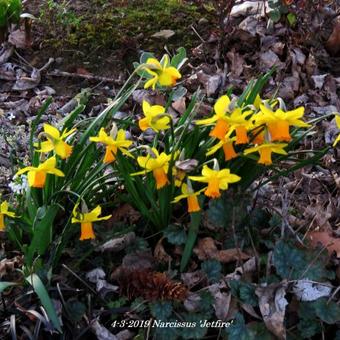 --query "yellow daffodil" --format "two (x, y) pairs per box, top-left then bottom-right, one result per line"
(35, 123), (76, 159)
(16, 157), (64, 188)
(189, 165), (241, 198)
(257, 105), (310, 142)
(244, 143), (288, 165)
(196, 95), (231, 140)
(139, 101), (170, 132)
(206, 136), (238, 161)
(172, 183), (204, 213)
(133, 148), (171, 189)
(250, 125), (265, 145)
(0, 201), (16, 231)
(90, 127), (133, 164)
(225, 108), (254, 145)
(72, 204), (112, 240)
(143, 55), (181, 90)
(333, 114), (340, 147)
